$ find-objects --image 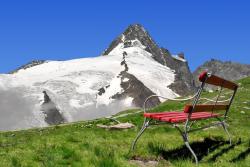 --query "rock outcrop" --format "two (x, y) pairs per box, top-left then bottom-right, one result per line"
(113, 52), (160, 108)
(40, 91), (65, 125)
(193, 59), (250, 87)
(9, 60), (47, 74)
